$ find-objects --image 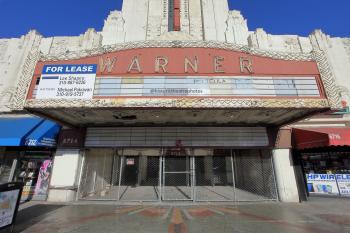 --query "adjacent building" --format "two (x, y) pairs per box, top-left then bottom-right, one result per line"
(1, 0), (349, 202)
